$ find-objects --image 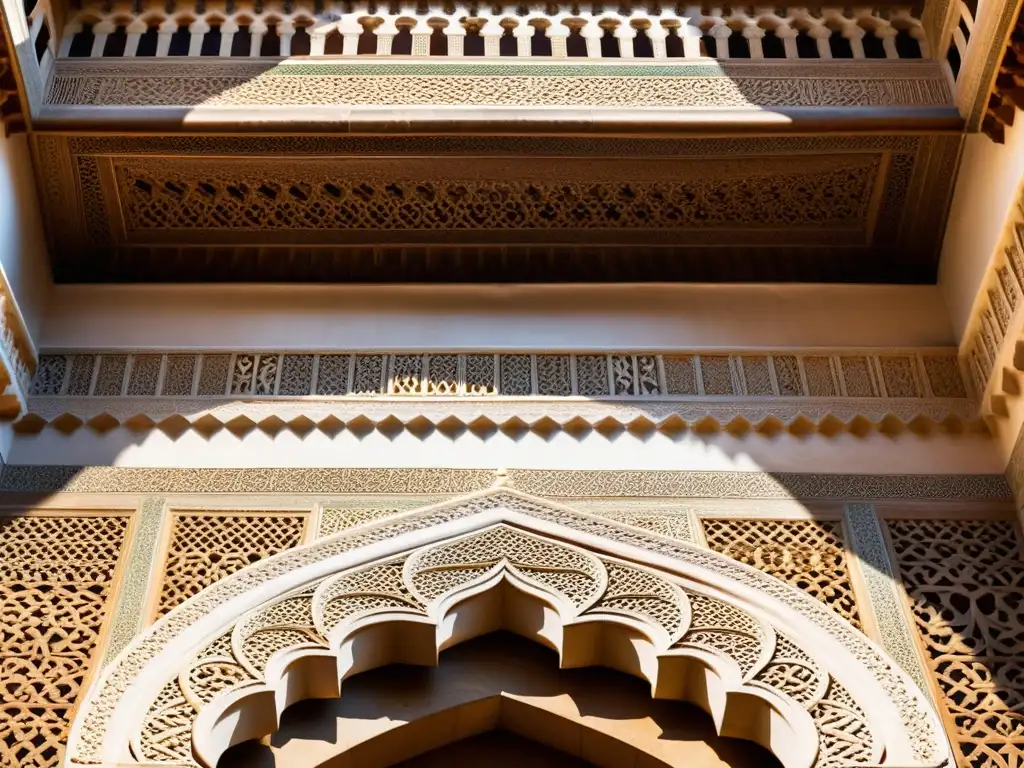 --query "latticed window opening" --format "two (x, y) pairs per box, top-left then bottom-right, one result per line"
(59, 3), (926, 60)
